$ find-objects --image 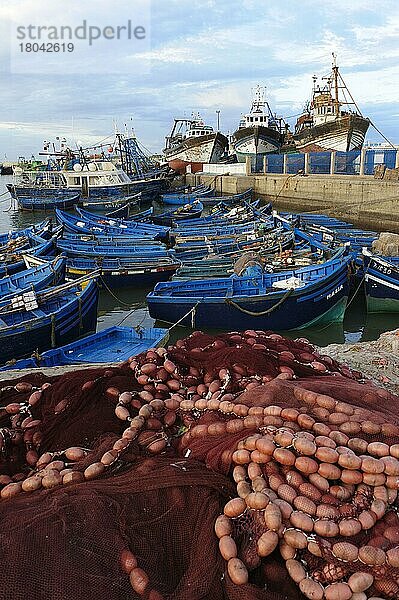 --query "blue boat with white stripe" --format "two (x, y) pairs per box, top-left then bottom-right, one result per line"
(363, 248), (399, 313)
